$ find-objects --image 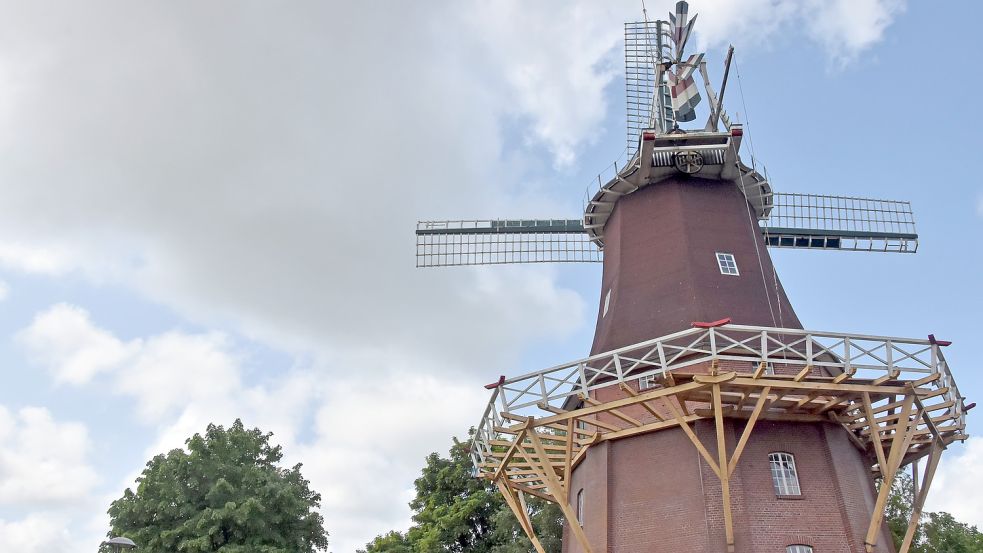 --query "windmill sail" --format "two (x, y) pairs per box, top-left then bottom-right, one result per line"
(763, 193), (918, 252)
(415, 193), (917, 267)
(415, 219), (601, 267)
